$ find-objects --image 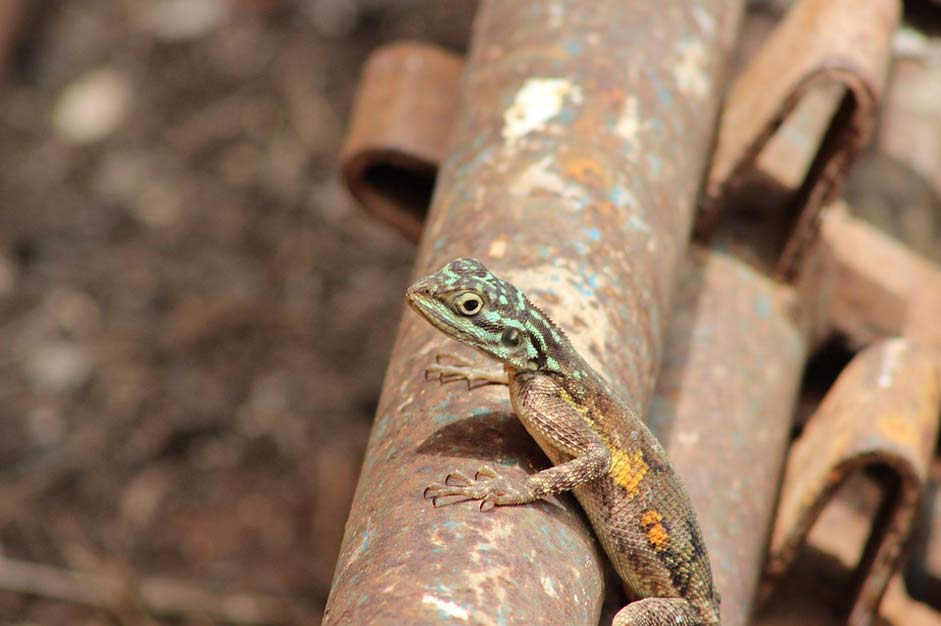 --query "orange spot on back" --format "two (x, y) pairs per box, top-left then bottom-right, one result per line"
(610, 449), (648, 496)
(641, 509), (670, 552)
